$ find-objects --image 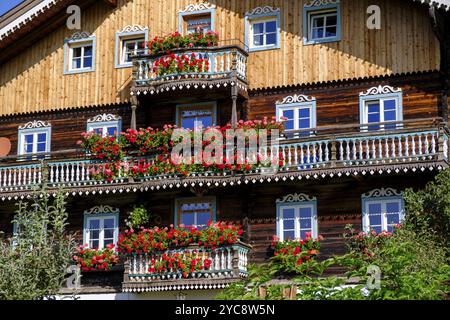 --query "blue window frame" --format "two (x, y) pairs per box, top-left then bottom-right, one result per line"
(276, 194), (318, 241)
(359, 88), (403, 131)
(83, 209), (119, 249)
(175, 197), (216, 229)
(303, 1), (341, 45)
(64, 33), (96, 75)
(115, 26), (149, 68)
(176, 102), (217, 130)
(276, 99), (317, 139)
(18, 126), (51, 157)
(245, 7), (281, 52)
(361, 190), (405, 233)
